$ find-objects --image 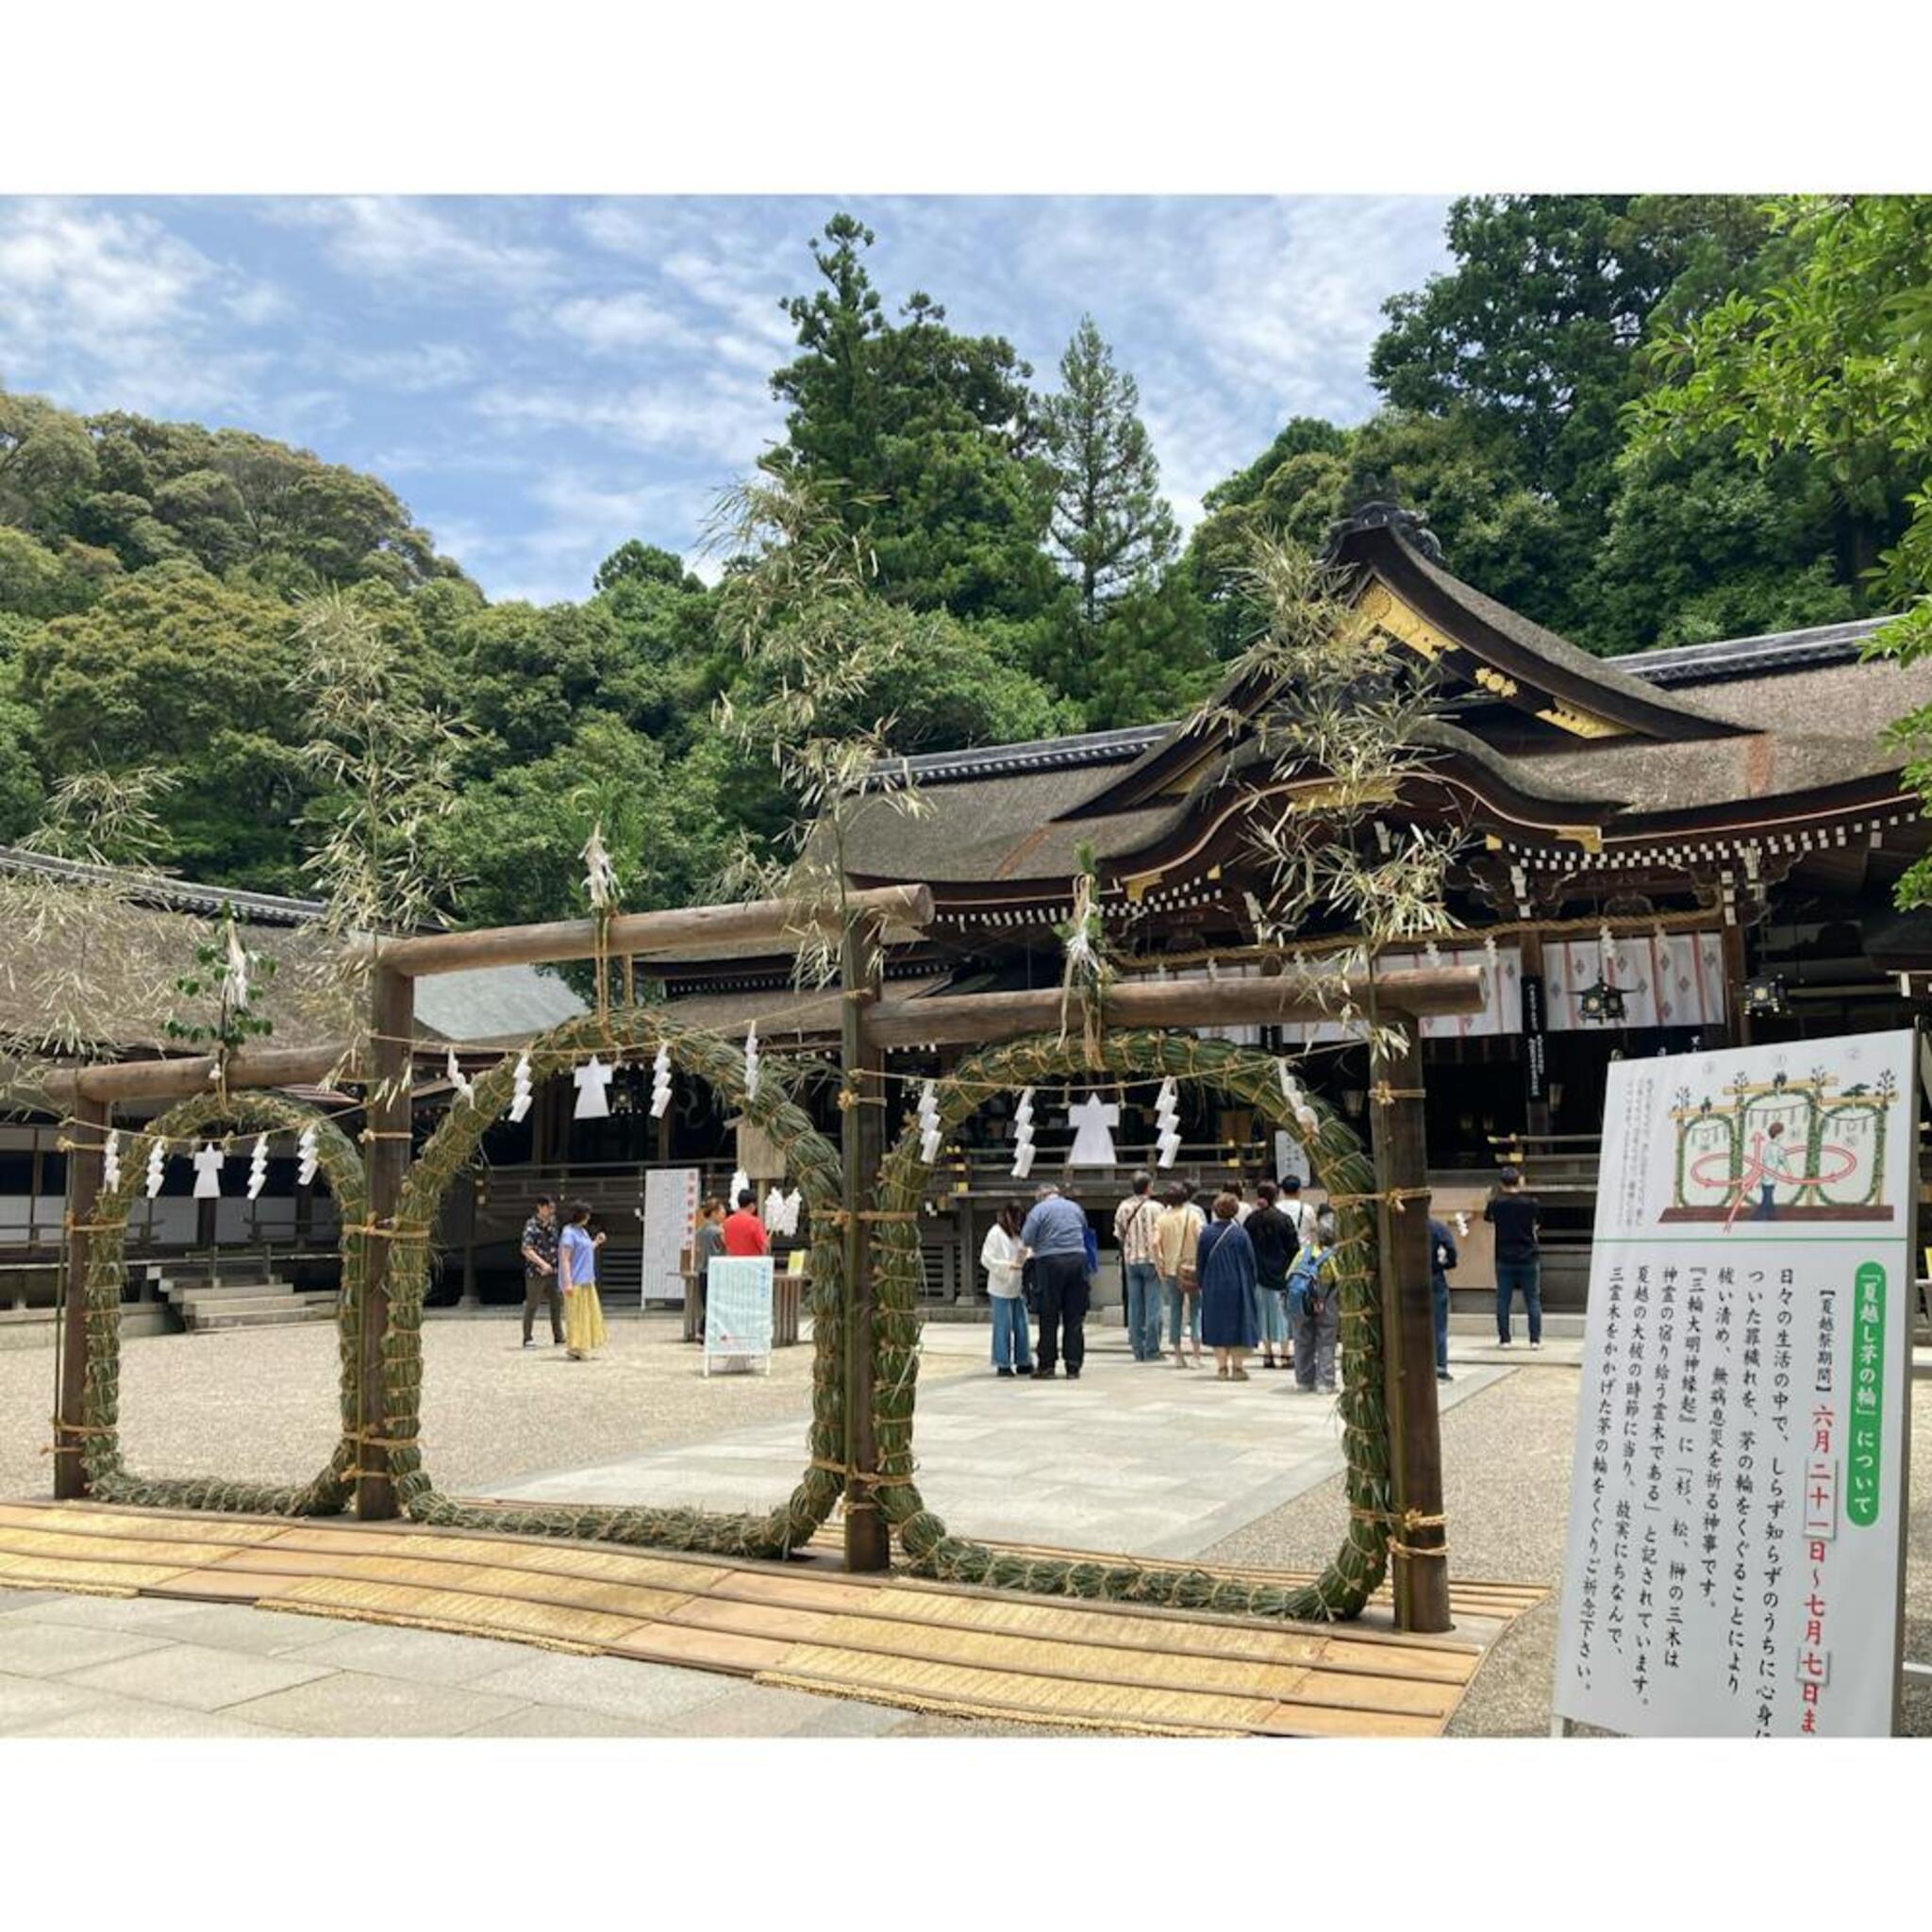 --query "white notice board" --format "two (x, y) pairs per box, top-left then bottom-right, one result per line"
(1553, 1030), (1916, 1735)
(704, 1257), (774, 1374)
(641, 1167), (701, 1307)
